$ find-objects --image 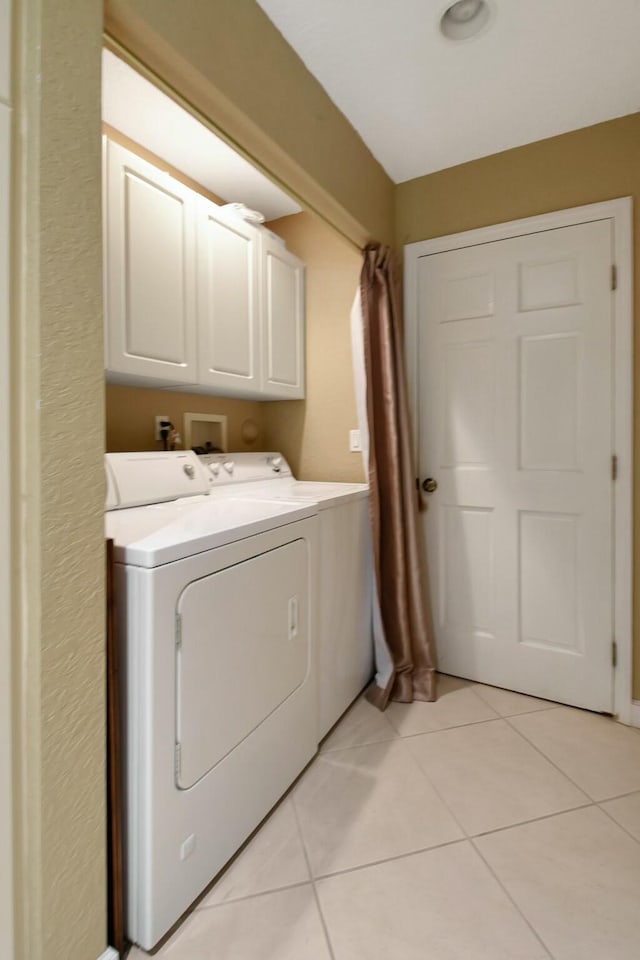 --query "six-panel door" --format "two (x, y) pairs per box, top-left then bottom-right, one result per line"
(417, 220), (614, 712)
